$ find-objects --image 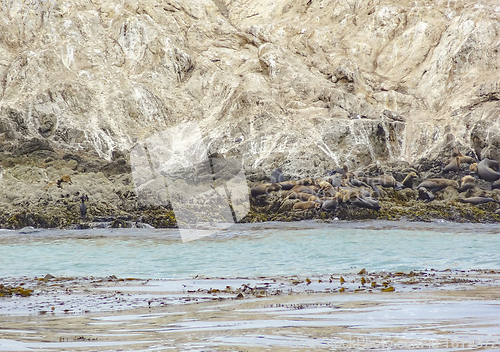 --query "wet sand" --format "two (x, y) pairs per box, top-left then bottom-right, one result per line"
(1, 270), (500, 351)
